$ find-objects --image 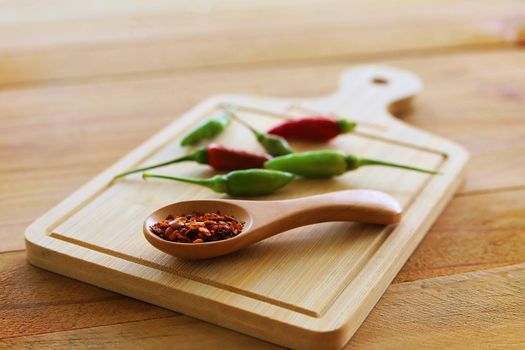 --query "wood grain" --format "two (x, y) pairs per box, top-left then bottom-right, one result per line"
(391, 51), (525, 193)
(3, 263), (523, 349)
(0, 0), (524, 85)
(0, 251), (174, 339)
(395, 188), (525, 283)
(0, 314), (281, 350)
(349, 263), (525, 349)
(2, 50), (524, 253)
